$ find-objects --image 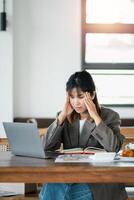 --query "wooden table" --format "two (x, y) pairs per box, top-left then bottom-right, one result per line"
(0, 152), (134, 184)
